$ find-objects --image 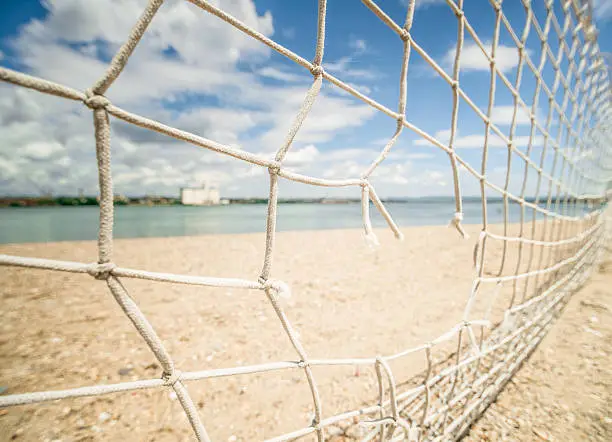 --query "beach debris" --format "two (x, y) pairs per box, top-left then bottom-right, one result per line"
(580, 300), (608, 312)
(532, 428), (552, 440)
(144, 362), (159, 371)
(118, 367), (133, 376)
(582, 326), (603, 337)
(98, 412), (111, 423)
